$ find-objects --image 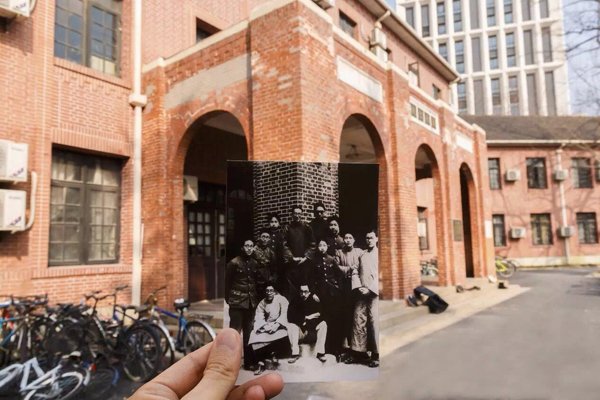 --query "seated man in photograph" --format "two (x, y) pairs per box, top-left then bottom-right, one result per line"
(287, 284), (328, 363)
(248, 285), (291, 375)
